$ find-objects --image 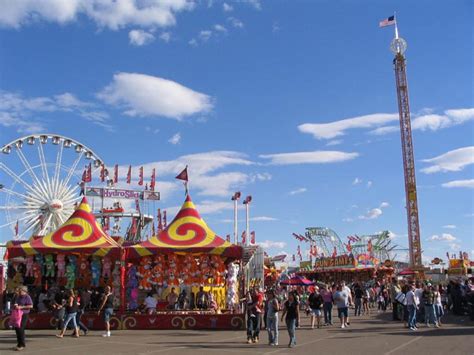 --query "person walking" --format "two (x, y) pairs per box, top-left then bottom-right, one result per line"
(56, 289), (80, 338)
(281, 291), (299, 348)
(434, 285), (444, 326)
(307, 286), (323, 328)
(334, 285), (351, 329)
(390, 278), (401, 321)
(97, 286), (114, 337)
(353, 284), (363, 317)
(362, 285), (370, 315)
(12, 286), (33, 351)
(266, 289), (280, 346)
(321, 284), (334, 325)
(406, 284), (418, 331)
(422, 284), (439, 328)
